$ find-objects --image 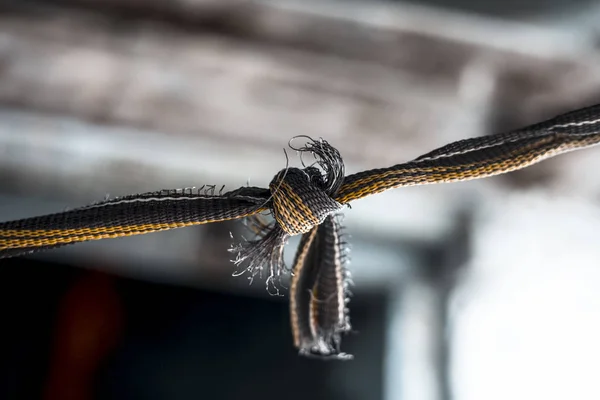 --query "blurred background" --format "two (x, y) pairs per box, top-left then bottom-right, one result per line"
(1, 0), (600, 399)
